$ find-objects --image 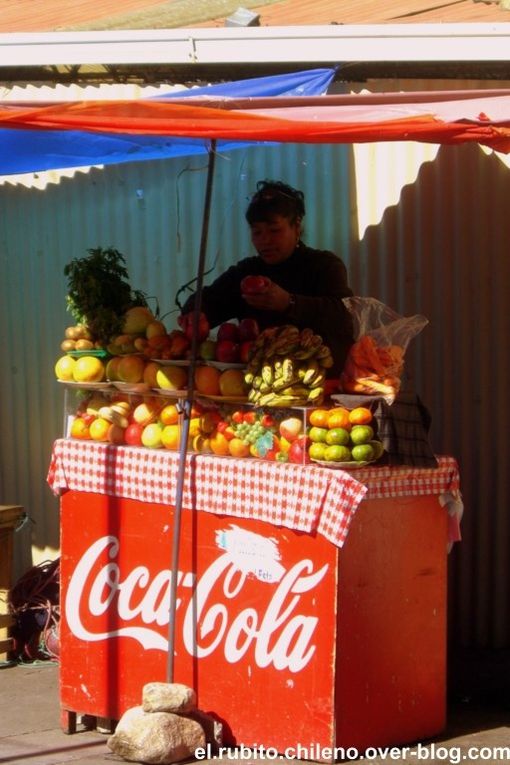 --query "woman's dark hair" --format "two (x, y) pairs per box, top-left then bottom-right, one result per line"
(245, 180), (305, 225)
